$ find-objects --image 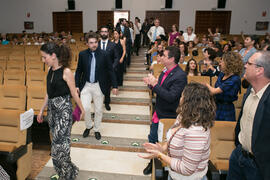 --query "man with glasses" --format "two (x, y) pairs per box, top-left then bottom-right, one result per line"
(99, 26), (120, 111)
(227, 51), (270, 180)
(142, 46), (187, 175)
(75, 32), (118, 140)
